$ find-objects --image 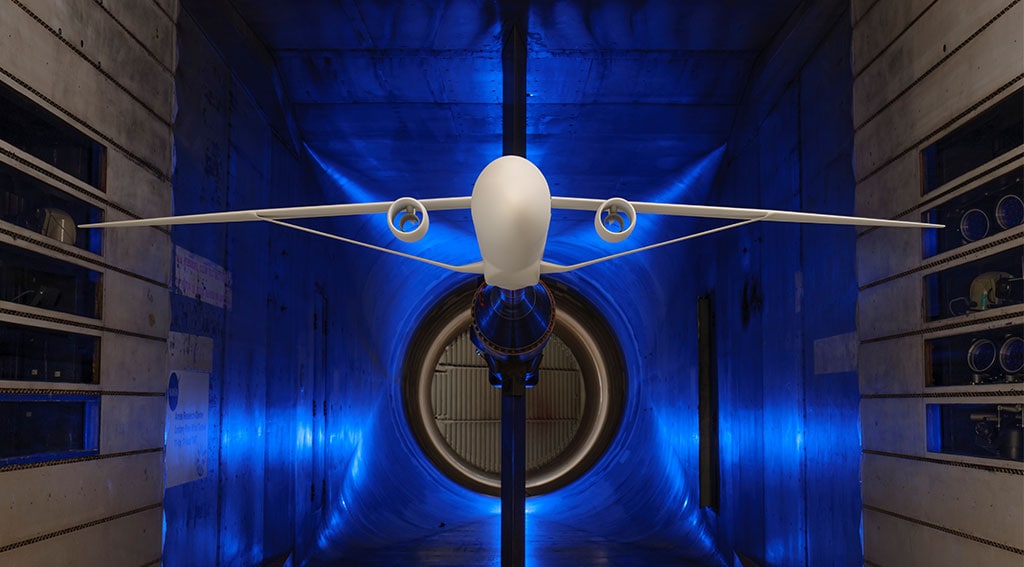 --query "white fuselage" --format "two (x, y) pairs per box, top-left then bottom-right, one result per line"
(471, 156), (552, 290)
